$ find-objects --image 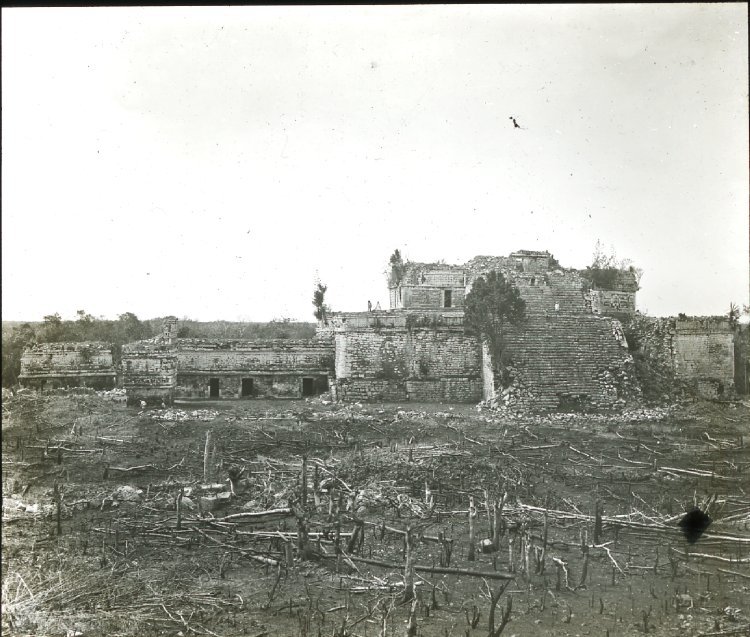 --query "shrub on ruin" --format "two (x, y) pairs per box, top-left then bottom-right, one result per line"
(464, 270), (525, 378)
(387, 249), (407, 287)
(312, 283), (331, 324)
